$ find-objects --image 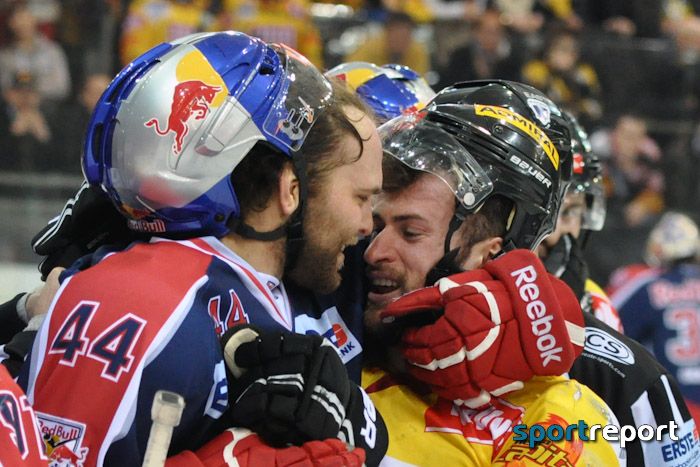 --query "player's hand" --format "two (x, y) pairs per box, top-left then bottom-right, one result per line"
(31, 181), (140, 279)
(24, 266), (64, 322)
(222, 328), (352, 446)
(221, 326), (388, 465)
(166, 428), (365, 467)
(380, 249), (585, 408)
